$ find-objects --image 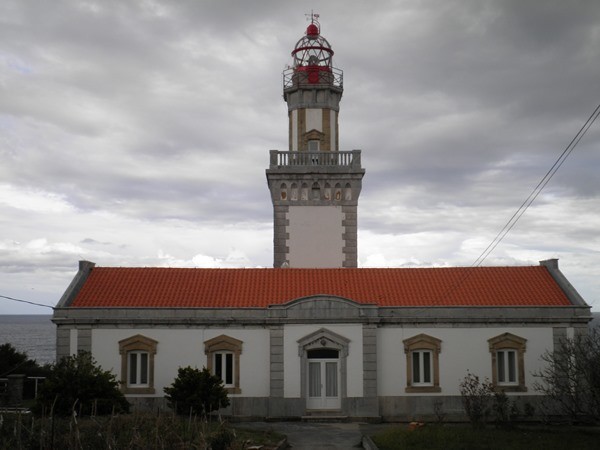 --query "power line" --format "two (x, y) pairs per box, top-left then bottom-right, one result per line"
(438, 102), (600, 302)
(471, 102), (600, 268)
(0, 294), (54, 310)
